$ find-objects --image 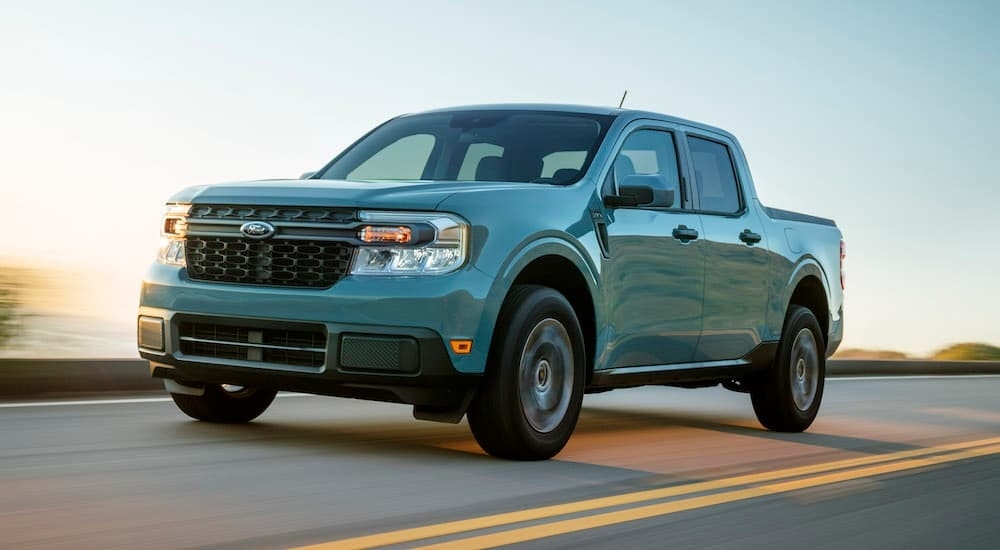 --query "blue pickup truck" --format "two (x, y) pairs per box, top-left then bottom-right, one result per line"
(138, 104), (844, 460)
